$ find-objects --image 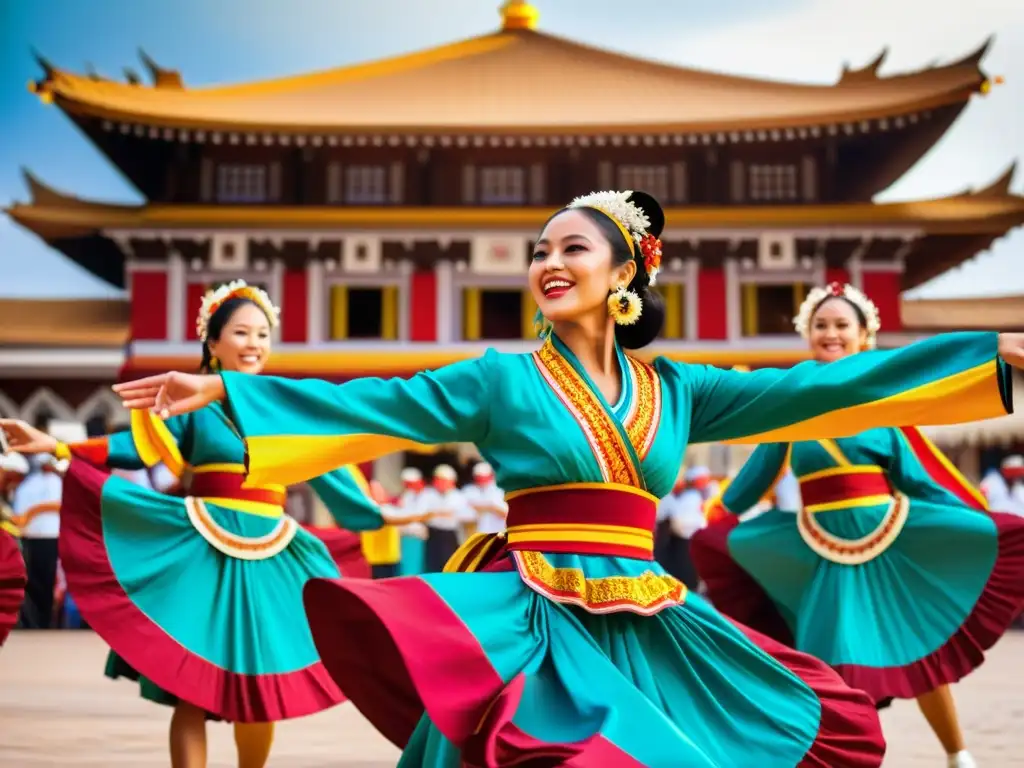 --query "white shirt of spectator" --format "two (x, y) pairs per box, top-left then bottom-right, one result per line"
(13, 461), (62, 539)
(658, 489), (707, 540)
(418, 486), (473, 531)
(774, 468), (803, 513)
(462, 481), (508, 534)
